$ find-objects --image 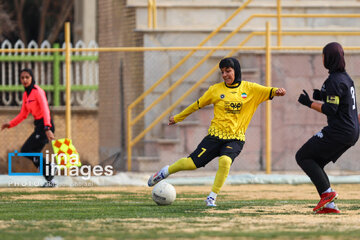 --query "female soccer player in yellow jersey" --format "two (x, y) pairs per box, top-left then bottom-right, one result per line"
(148, 57), (286, 206)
